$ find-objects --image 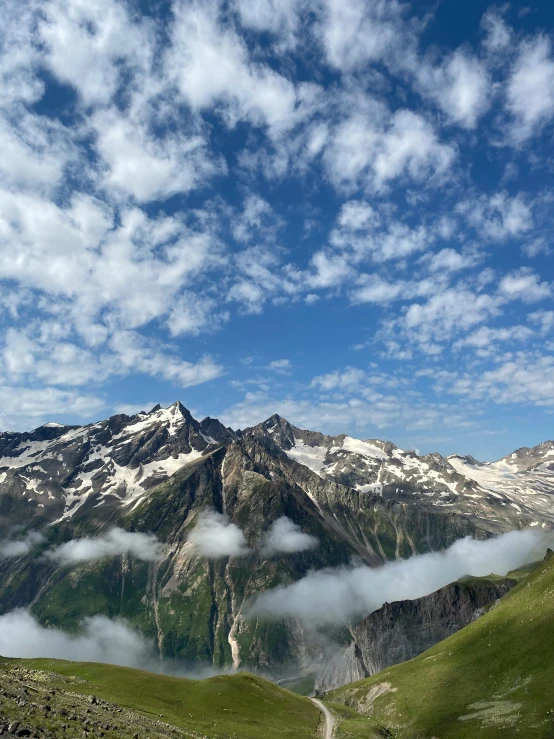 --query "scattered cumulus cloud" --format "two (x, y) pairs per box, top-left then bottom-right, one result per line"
(416, 49), (491, 129)
(46, 528), (163, 565)
(260, 516), (318, 556)
(0, 0), (552, 450)
(0, 531), (44, 559)
(187, 510), (250, 558)
(267, 359), (292, 373)
(507, 36), (554, 143)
